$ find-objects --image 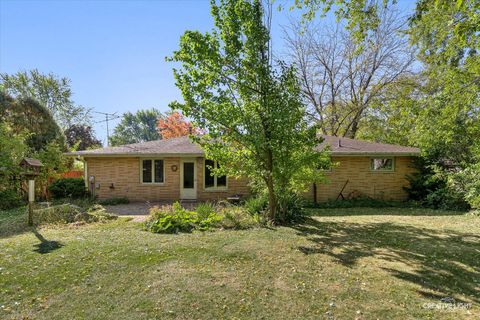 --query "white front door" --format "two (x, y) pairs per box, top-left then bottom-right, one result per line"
(180, 159), (197, 200)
